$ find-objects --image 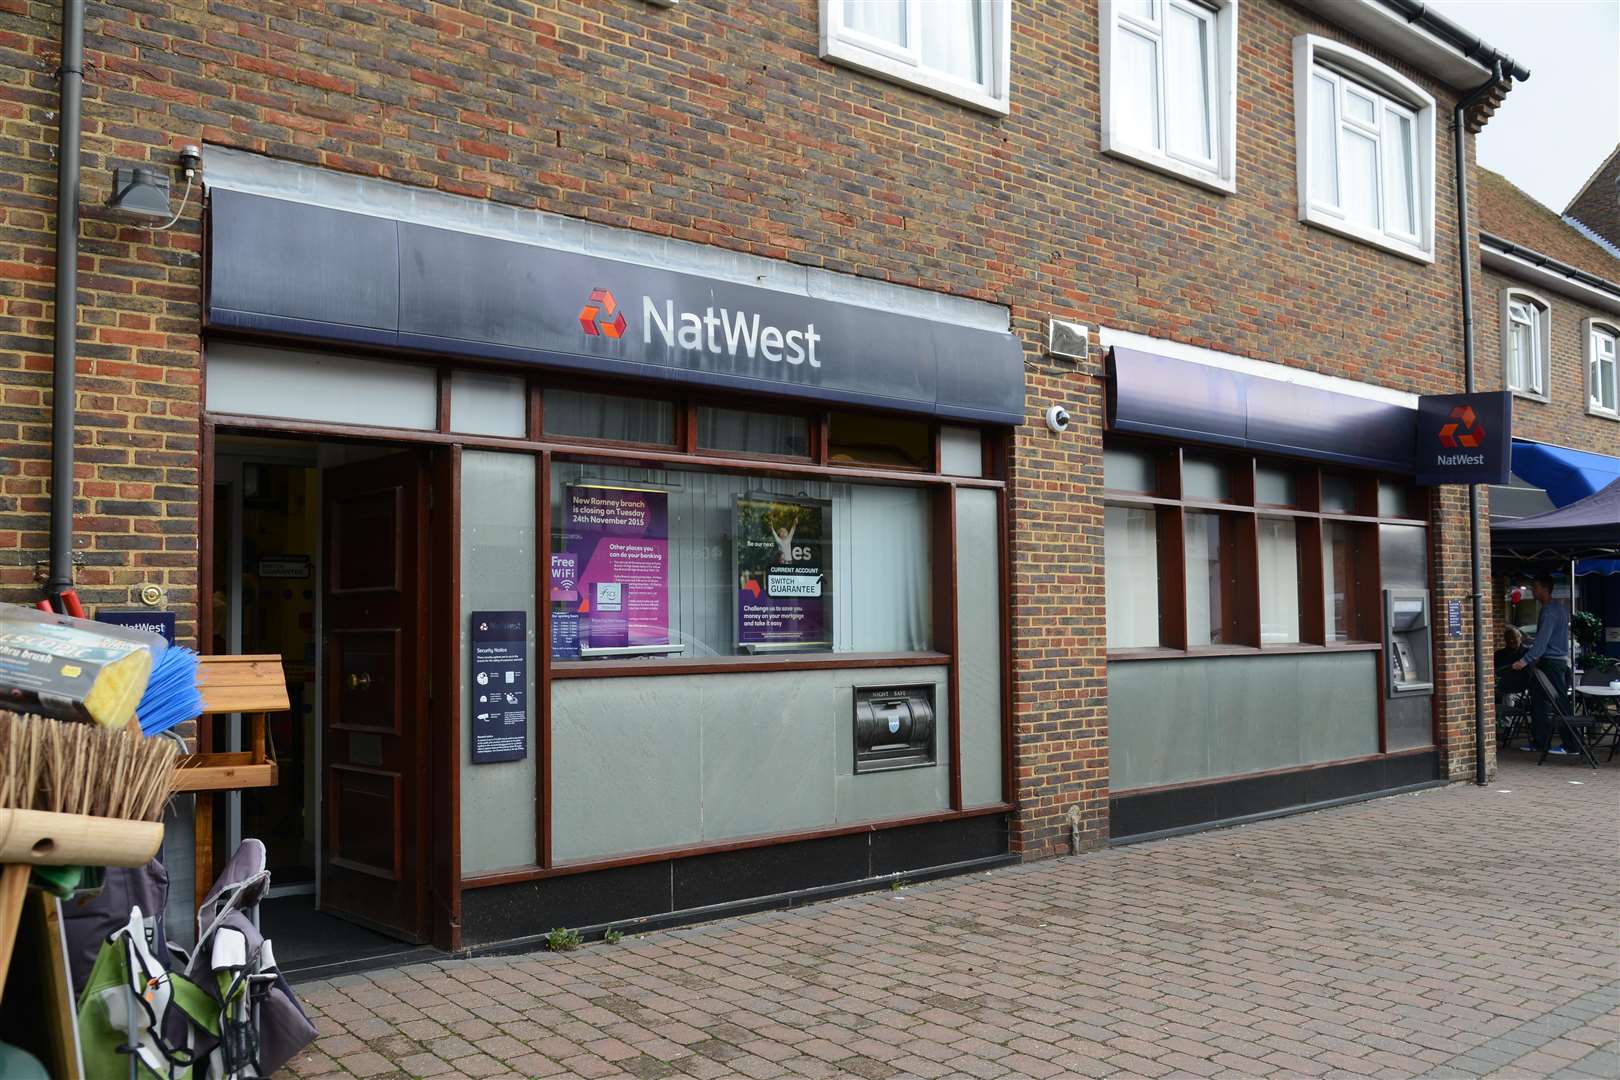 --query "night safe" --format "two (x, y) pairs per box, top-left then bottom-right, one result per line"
(852, 684), (936, 773)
